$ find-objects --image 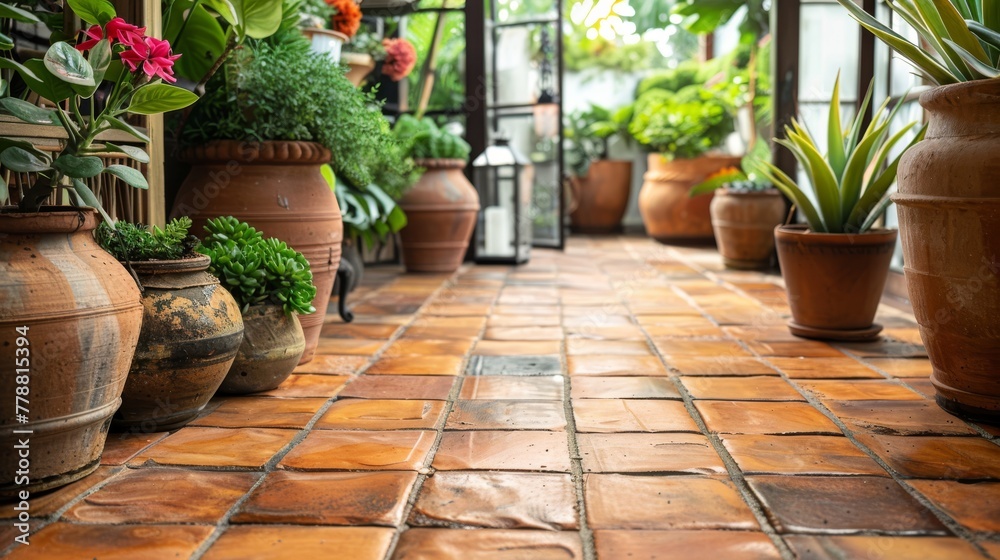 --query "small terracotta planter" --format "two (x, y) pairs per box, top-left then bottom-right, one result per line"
(342, 52), (375, 86)
(710, 188), (787, 270)
(775, 225), (897, 341)
(0, 208), (142, 497)
(113, 255), (245, 432)
(569, 160), (633, 233)
(219, 305), (305, 395)
(639, 153), (742, 243)
(398, 159), (480, 273)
